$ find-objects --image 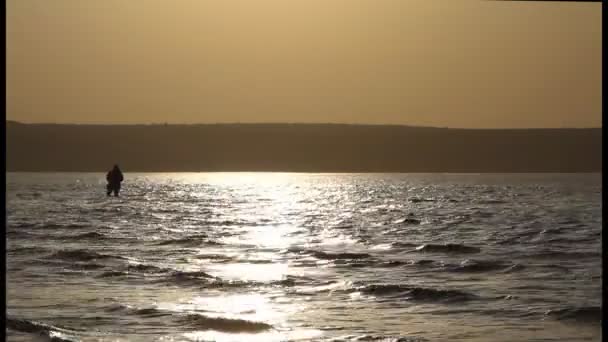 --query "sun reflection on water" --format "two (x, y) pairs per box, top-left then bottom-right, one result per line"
(206, 262), (290, 282)
(181, 328), (323, 342)
(156, 291), (322, 342)
(170, 173), (324, 341)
